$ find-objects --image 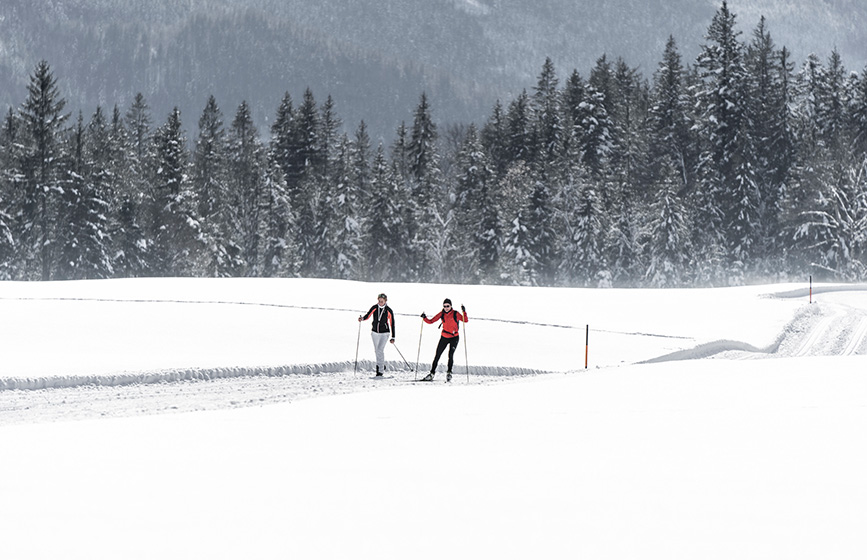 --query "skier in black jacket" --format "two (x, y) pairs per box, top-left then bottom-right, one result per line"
(359, 293), (396, 376)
